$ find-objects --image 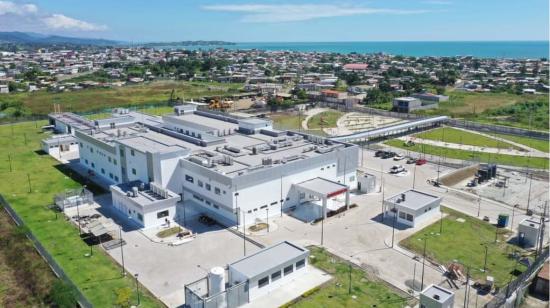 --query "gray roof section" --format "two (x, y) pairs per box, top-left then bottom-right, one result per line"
(229, 241), (308, 279)
(385, 189), (441, 210)
(295, 177), (348, 196)
(42, 134), (77, 145)
(421, 284), (454, 303)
